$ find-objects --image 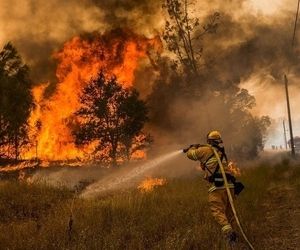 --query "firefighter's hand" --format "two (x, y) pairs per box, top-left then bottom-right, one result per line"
(183, 144), (201, 153)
